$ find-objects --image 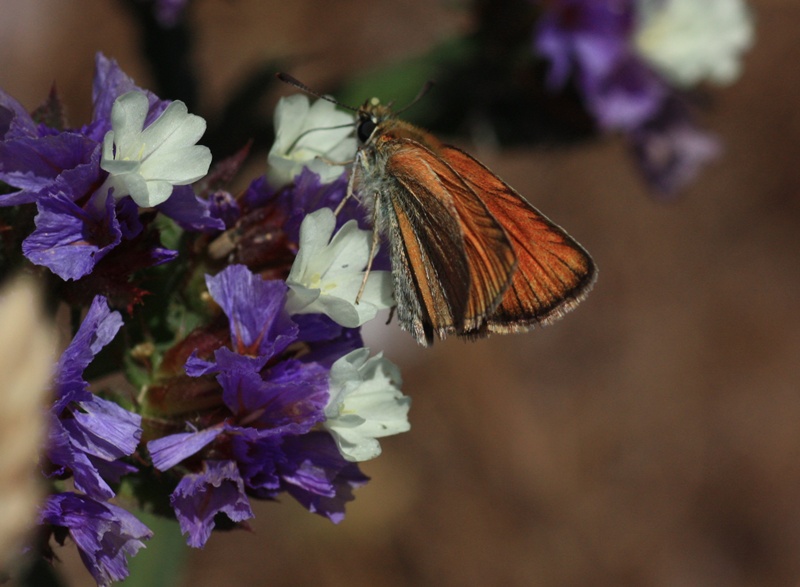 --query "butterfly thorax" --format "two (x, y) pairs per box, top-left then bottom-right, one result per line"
(356, 99), (442, 154)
